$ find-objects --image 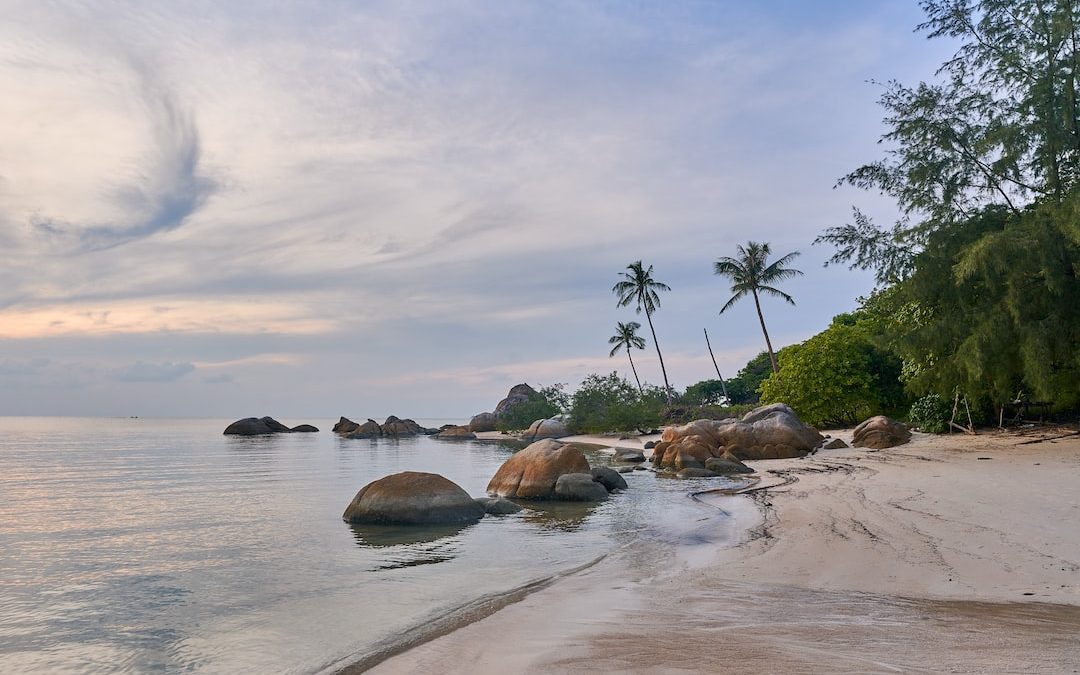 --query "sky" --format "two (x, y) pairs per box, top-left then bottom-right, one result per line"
(0, 1), (956, 419)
